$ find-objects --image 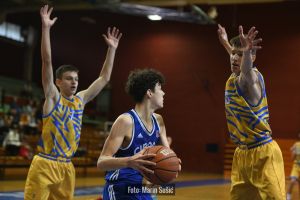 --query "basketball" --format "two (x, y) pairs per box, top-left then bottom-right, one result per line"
(143, 145), (180, 185)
